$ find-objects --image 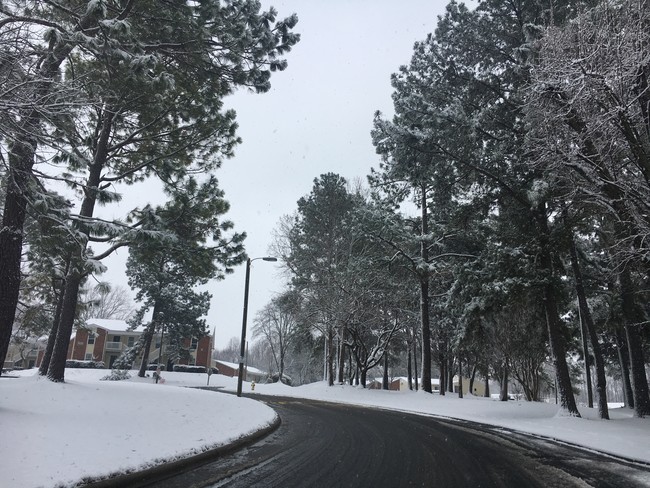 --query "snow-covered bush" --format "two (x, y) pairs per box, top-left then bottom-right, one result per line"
(100, 370), (131, 381)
